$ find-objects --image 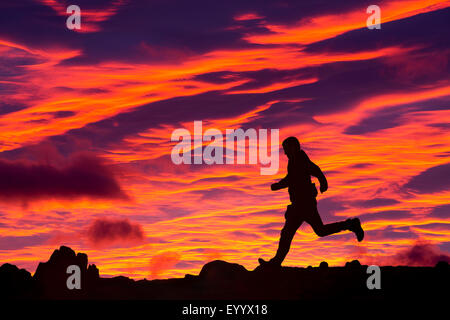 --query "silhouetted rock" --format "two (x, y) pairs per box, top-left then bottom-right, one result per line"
(87, 264), (100, 283)
(0, 263), (32, 281)
(0, 263), (34, 299)
(1, 247), (448, 300)
(345, 259), (362, 269)
(435, 260), (449, 270)
(33, 246), (99, 299)
(199, 260), (248, 282)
